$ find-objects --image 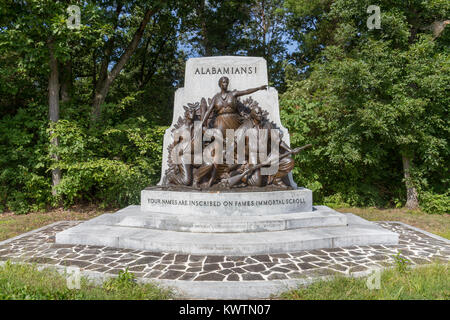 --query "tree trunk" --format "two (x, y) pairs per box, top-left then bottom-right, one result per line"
(92, 51), (97, 102)
(91, 8), (156, 122)
(402, 154), (419, 209)
(138, 34), (170, 89)
(60, 59), (72, 103)
(91, 85), (108, 121)
(196, 0), (211, 56)
(48, 40), (61, 196)
(261, 0), (266, 57)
